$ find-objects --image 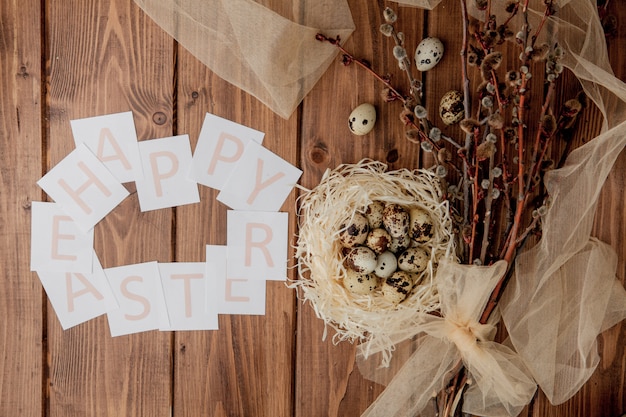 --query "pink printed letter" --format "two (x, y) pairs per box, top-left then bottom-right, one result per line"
(66, 272), (104, 312)
(149, 151), (179, 197)
(57, 162), (113, 214)
(120, 276), (151, 321)
(51, 215), (77, 261)
(207, 132), (244, 175)
(97, 127), (132, 170)
(244, 222), (274, 267)
(246, 158), (285, 205)
(171, 273), (204, 317)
